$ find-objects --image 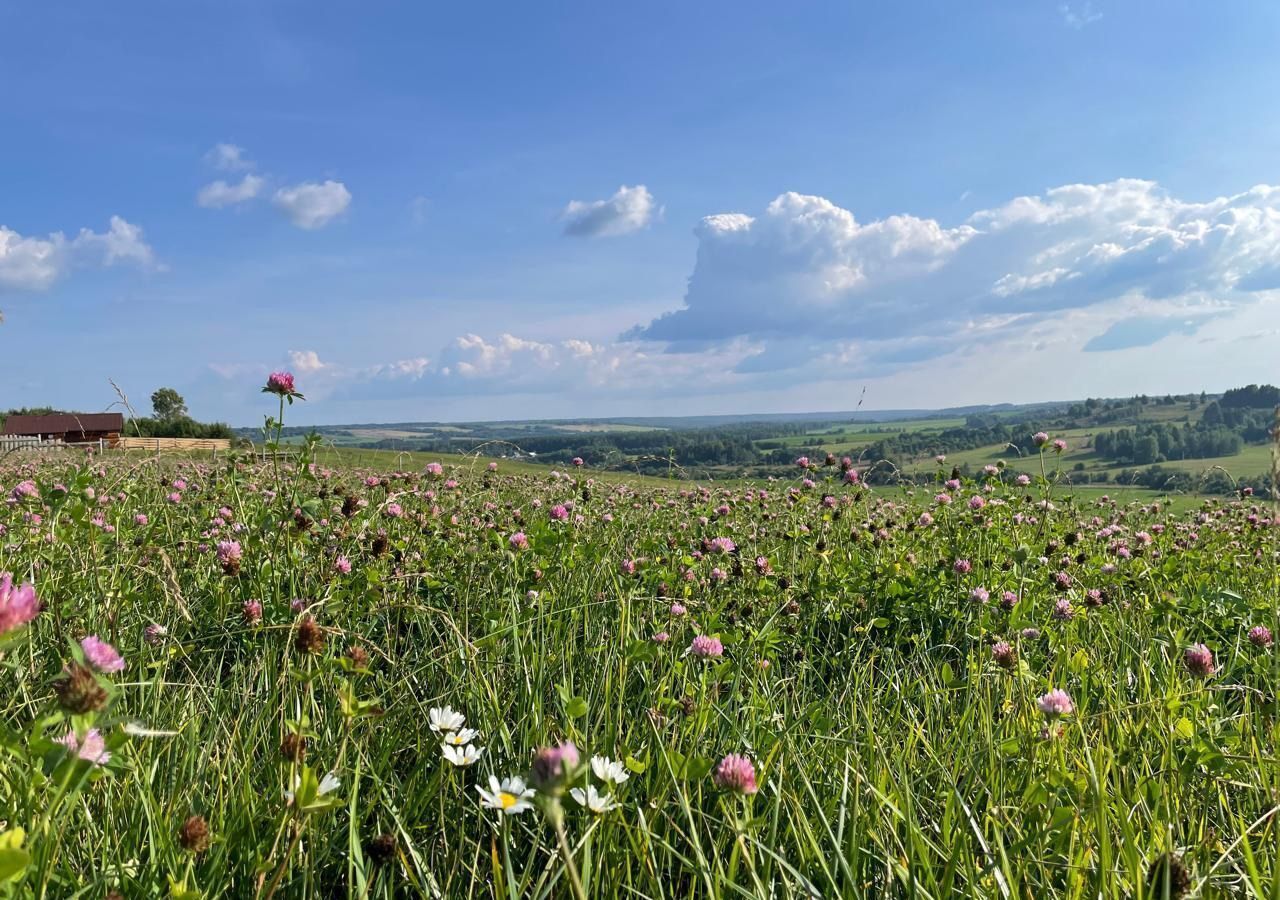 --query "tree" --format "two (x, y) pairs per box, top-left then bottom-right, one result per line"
(1134, 435), (1160, 465)
(151, 387), (188, 422)
(1221, 384), (1280, 409)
